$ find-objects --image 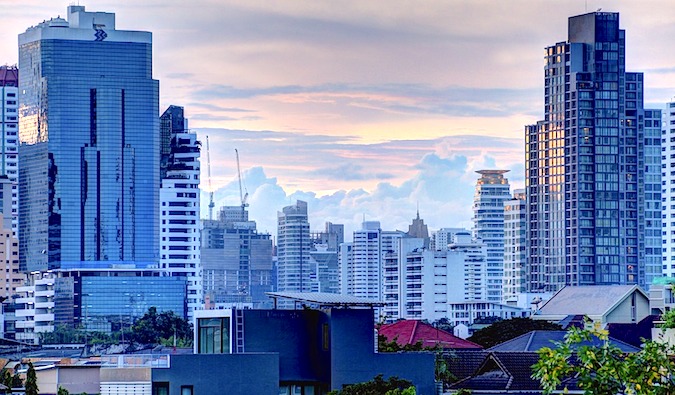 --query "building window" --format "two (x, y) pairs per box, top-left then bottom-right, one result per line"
(181, 386), (194, 395)
(198, 317), (229, 354)
(152, 383), (169, 395)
